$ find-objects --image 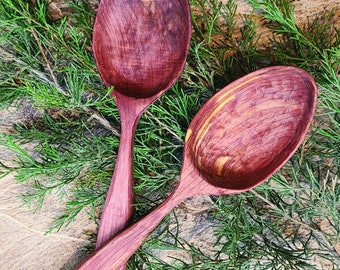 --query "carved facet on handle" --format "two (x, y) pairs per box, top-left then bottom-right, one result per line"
(95, 97), (138, 248)
(79, 164), (231, 270)
(96, 91), (166, 248)
(81, 194), (184, 269)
